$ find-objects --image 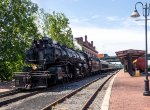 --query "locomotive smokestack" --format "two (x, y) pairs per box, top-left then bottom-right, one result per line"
(85, 35), (87, 43)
